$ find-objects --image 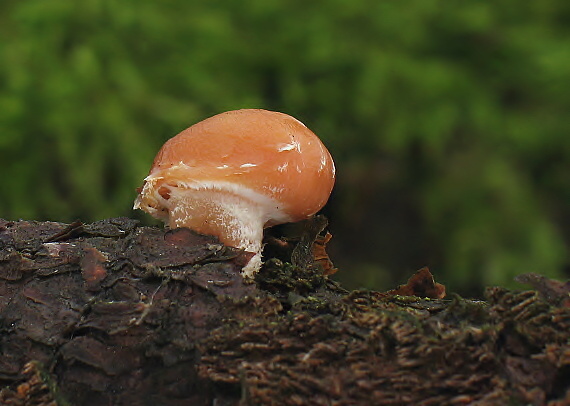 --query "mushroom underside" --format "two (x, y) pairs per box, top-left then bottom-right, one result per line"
(135, 181), (293, 277)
